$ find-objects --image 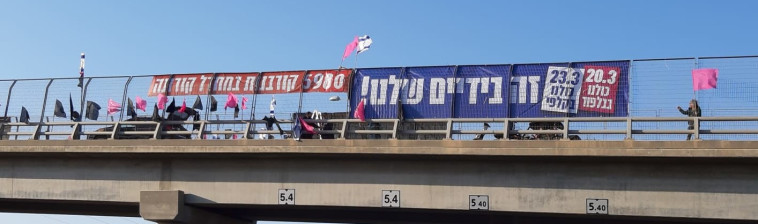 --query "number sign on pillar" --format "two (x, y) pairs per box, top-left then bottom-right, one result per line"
(382, 190), (400, 208)
(586, 198), (609, 214)
(469, 195), (489, 210)
(278, 189), (295, 205)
